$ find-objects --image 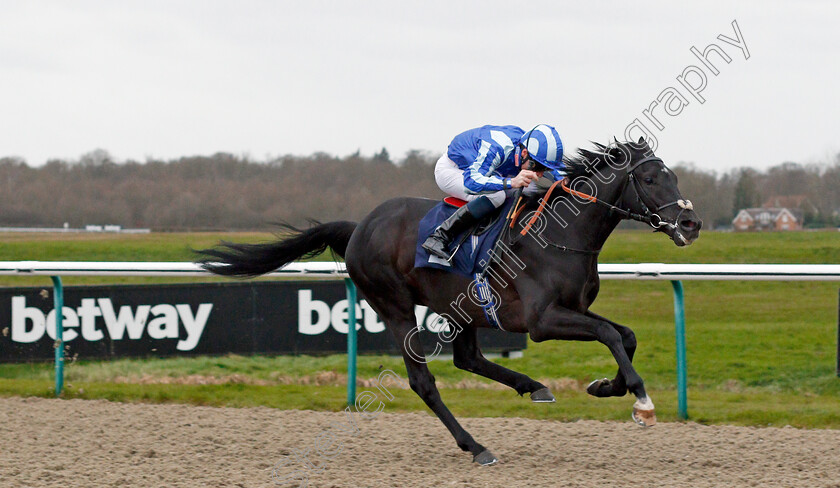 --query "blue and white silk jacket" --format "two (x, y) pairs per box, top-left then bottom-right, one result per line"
(447, 125), (563, 194)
